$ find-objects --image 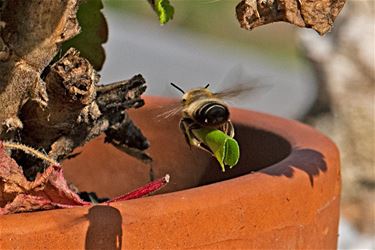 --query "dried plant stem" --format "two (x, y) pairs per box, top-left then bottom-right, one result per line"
(106, 174), (170, 204)
(2, 141), (58, 166)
